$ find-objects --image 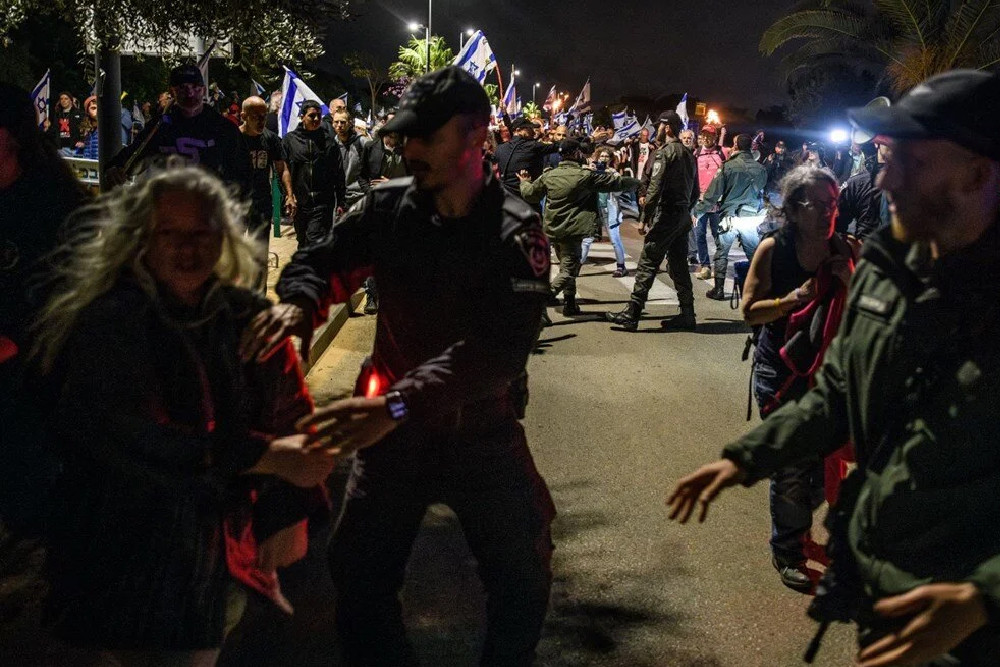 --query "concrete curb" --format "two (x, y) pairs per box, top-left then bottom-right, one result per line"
(303, 290), (366, 374)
